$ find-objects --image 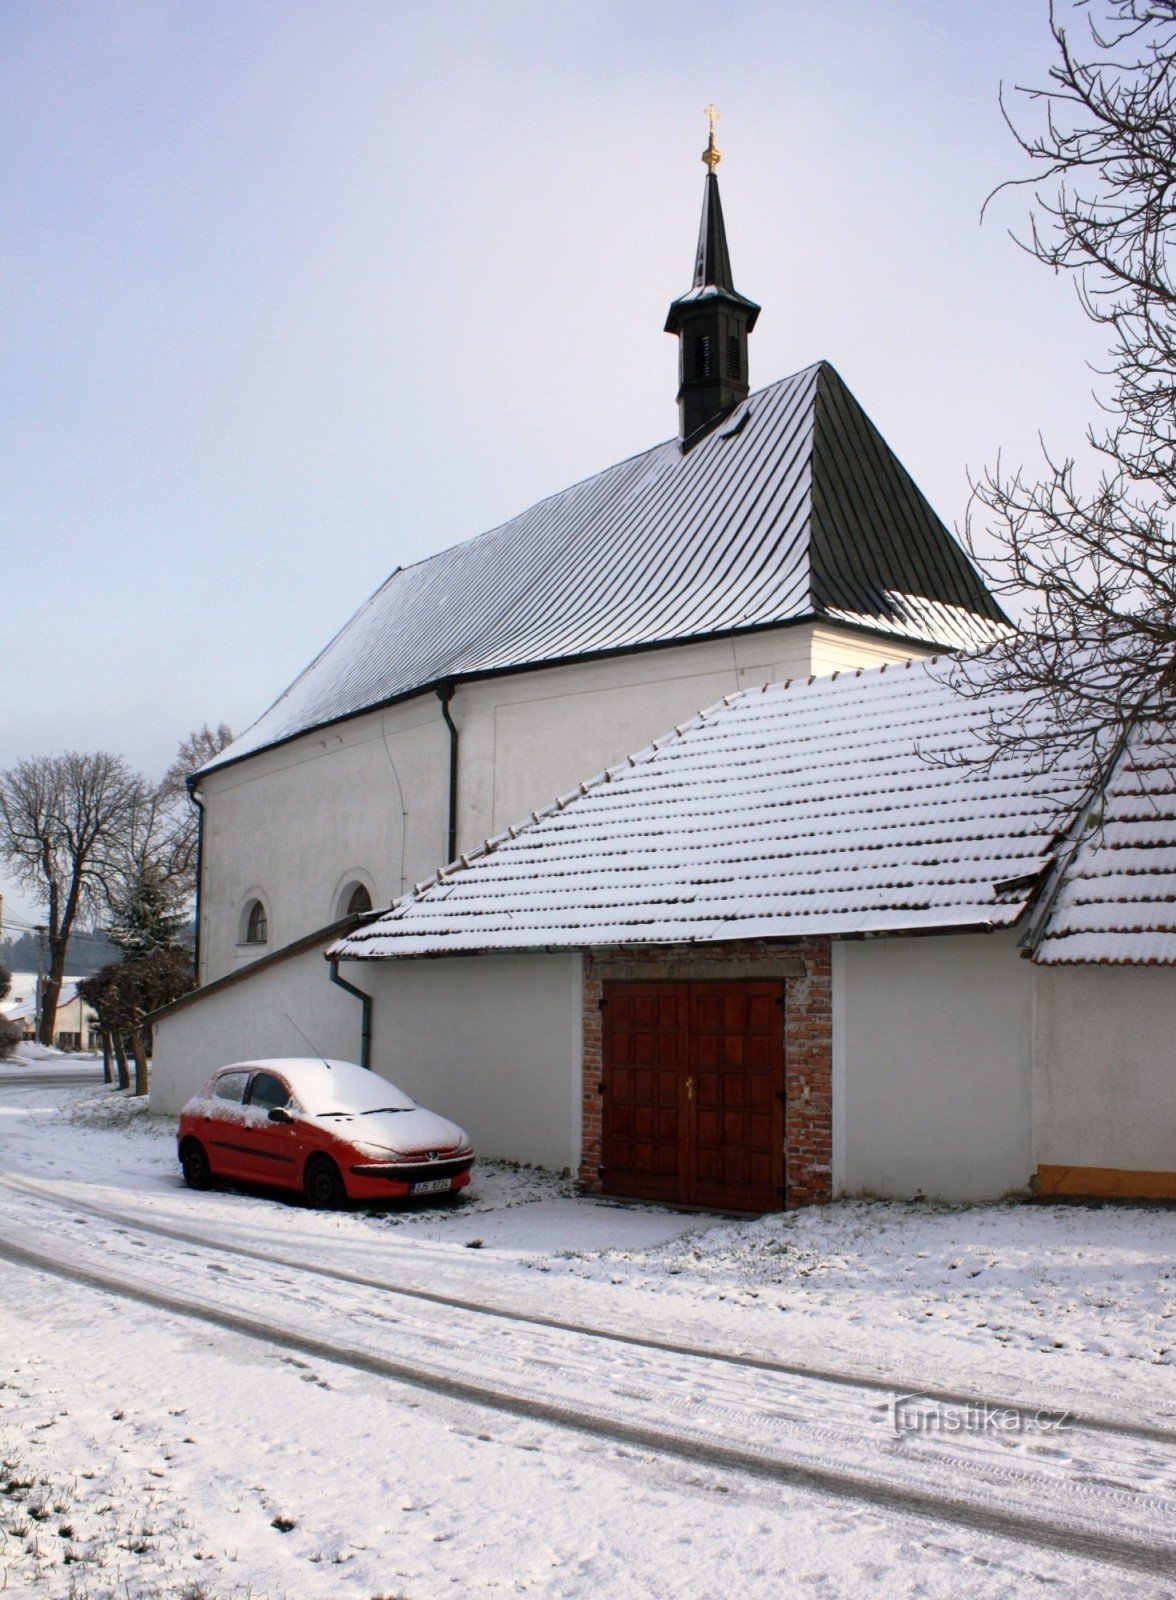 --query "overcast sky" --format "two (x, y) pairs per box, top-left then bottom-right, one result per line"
(1, 1), (1111, 929)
